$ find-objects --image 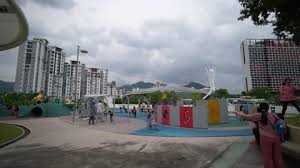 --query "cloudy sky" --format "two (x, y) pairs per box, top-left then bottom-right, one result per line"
(0, 0), (275, 93)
